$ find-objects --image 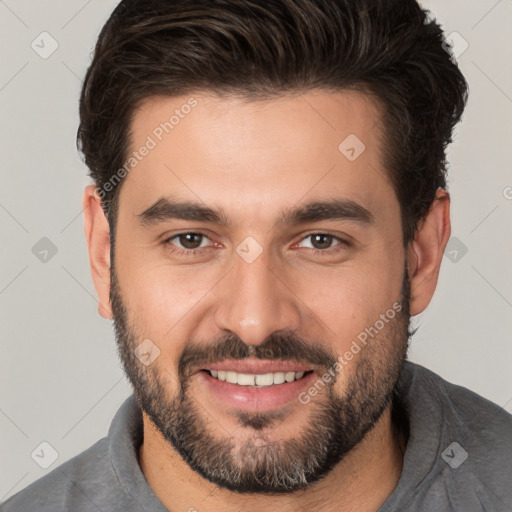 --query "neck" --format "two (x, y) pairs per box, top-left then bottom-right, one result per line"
(139, 405), (406, 512)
